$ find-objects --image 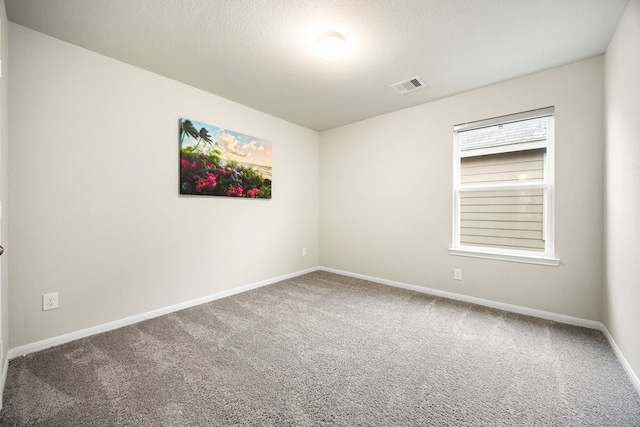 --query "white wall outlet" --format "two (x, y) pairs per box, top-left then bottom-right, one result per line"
(302, 247), (307, 256)
(43, 292), (59, 311)
(453, 268), (462, 281)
